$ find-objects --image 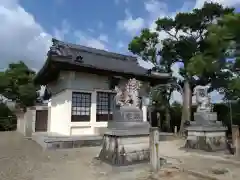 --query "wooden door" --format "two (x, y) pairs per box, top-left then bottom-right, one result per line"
(35, 110), (48, 132)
